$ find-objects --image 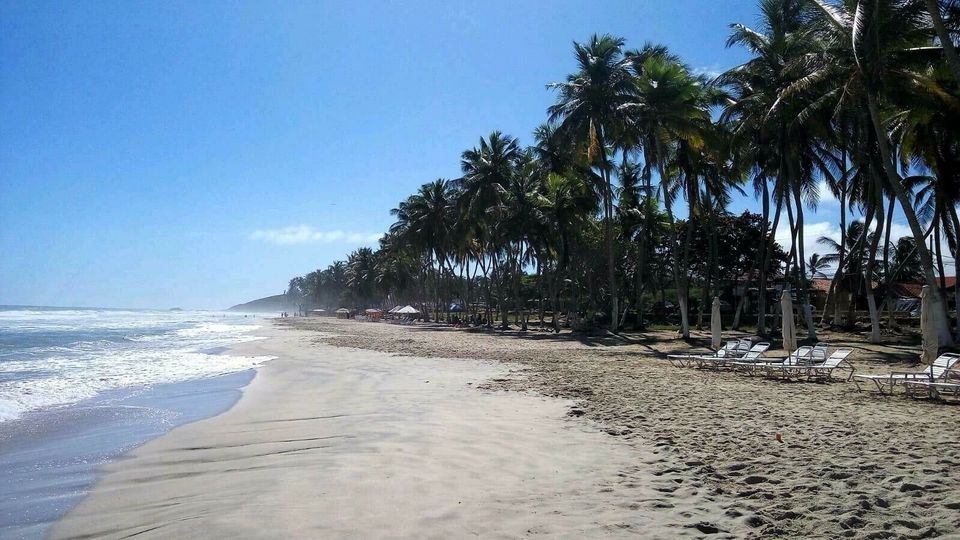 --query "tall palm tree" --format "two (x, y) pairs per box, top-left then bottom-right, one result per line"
(457, 132), (523, 326)
(548, 34), (635, 330)
(809, 0), (954, 346)
(391, 179), (455, 320)
(720, 0), (820, 336)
